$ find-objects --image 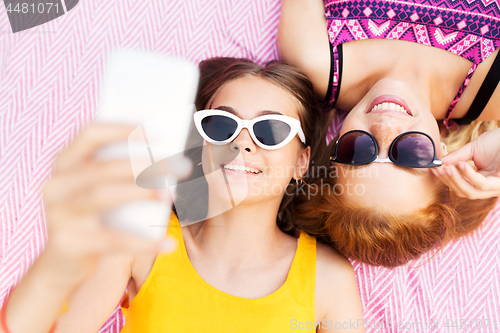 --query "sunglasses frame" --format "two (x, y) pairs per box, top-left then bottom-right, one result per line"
(194, 109), (306, 150)
(330, 130), (442, 168)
